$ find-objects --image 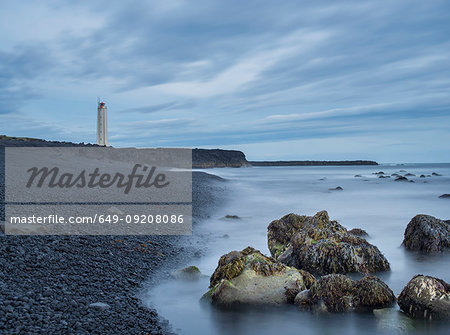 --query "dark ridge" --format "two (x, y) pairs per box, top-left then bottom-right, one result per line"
(192, 148), (249, 168)
(0, 135), (250, 168)
(249, 160), (378, 166)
